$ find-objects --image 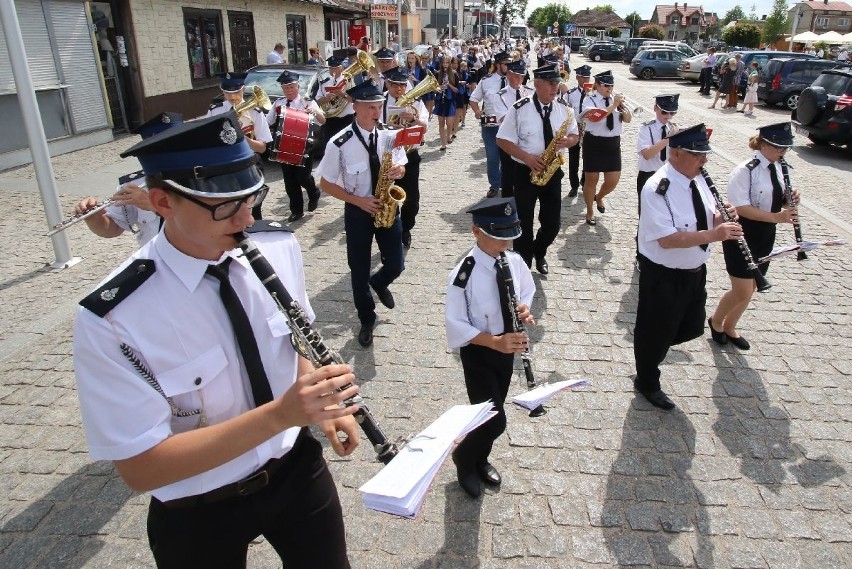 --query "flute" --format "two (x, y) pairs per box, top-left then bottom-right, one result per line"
(46, 199), (116, 236)
(780, 159), (807, 260)
(234, 231), (399, 464)
(700, 167), (772, 292)
(495, 252), (546, 417)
